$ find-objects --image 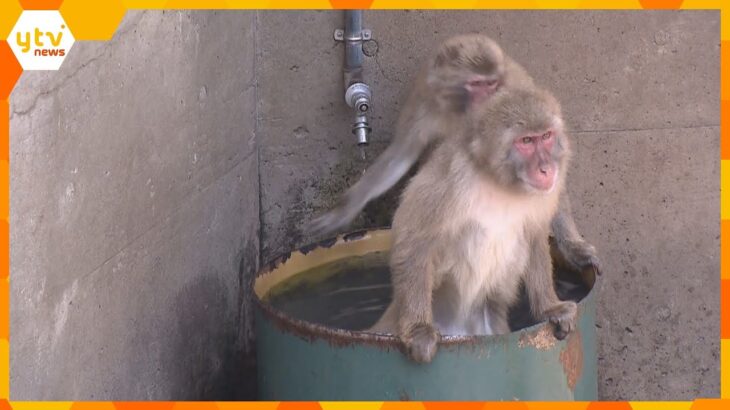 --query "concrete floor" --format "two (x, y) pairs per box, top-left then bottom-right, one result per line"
(10, 10), (720, 400)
